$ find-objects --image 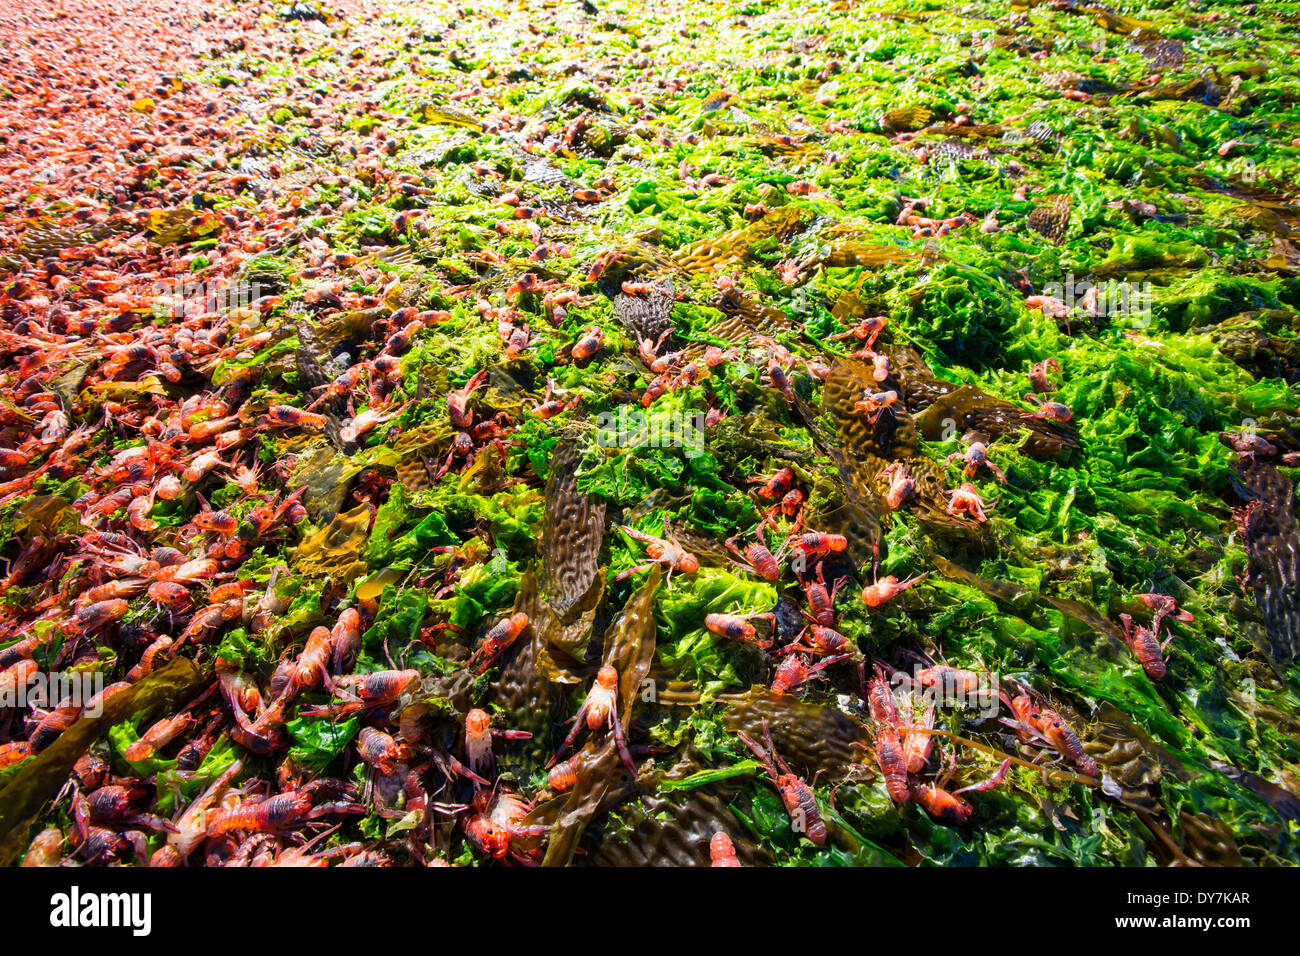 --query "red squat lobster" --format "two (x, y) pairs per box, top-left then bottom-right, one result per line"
(798, 564), (847, 627)
(943, 440), (1006, 483)
(876, 462), (915, 509)
(1134, 592), (1194, 632)
(462, 787), (550, 864)
(737, 721), (827, 845)
(531, 377), (581, 419)
(943, 483), (995, 523)
(862, 570), (929, 608)
(467, 612), (531, 674)
(1000, 682), (1099, 778)
(464, 708), (533, 778)
(724, 522), (783, 584)
(1021, 393), (1072, 423)
(785, 531), (847, 569)
(827, 315), (887, 351)
(705, 611), (776, 649)
(770, 648), (854, 697)
(1029, 357), (1061, 393)
(1117, 613), (1175, 680)
(710, 830), (742, 866)
(548, 664), (638, 776)
(615, 518), (699, 582)
(448, 369), (489, 429)
(909, 750), (1013, 826)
